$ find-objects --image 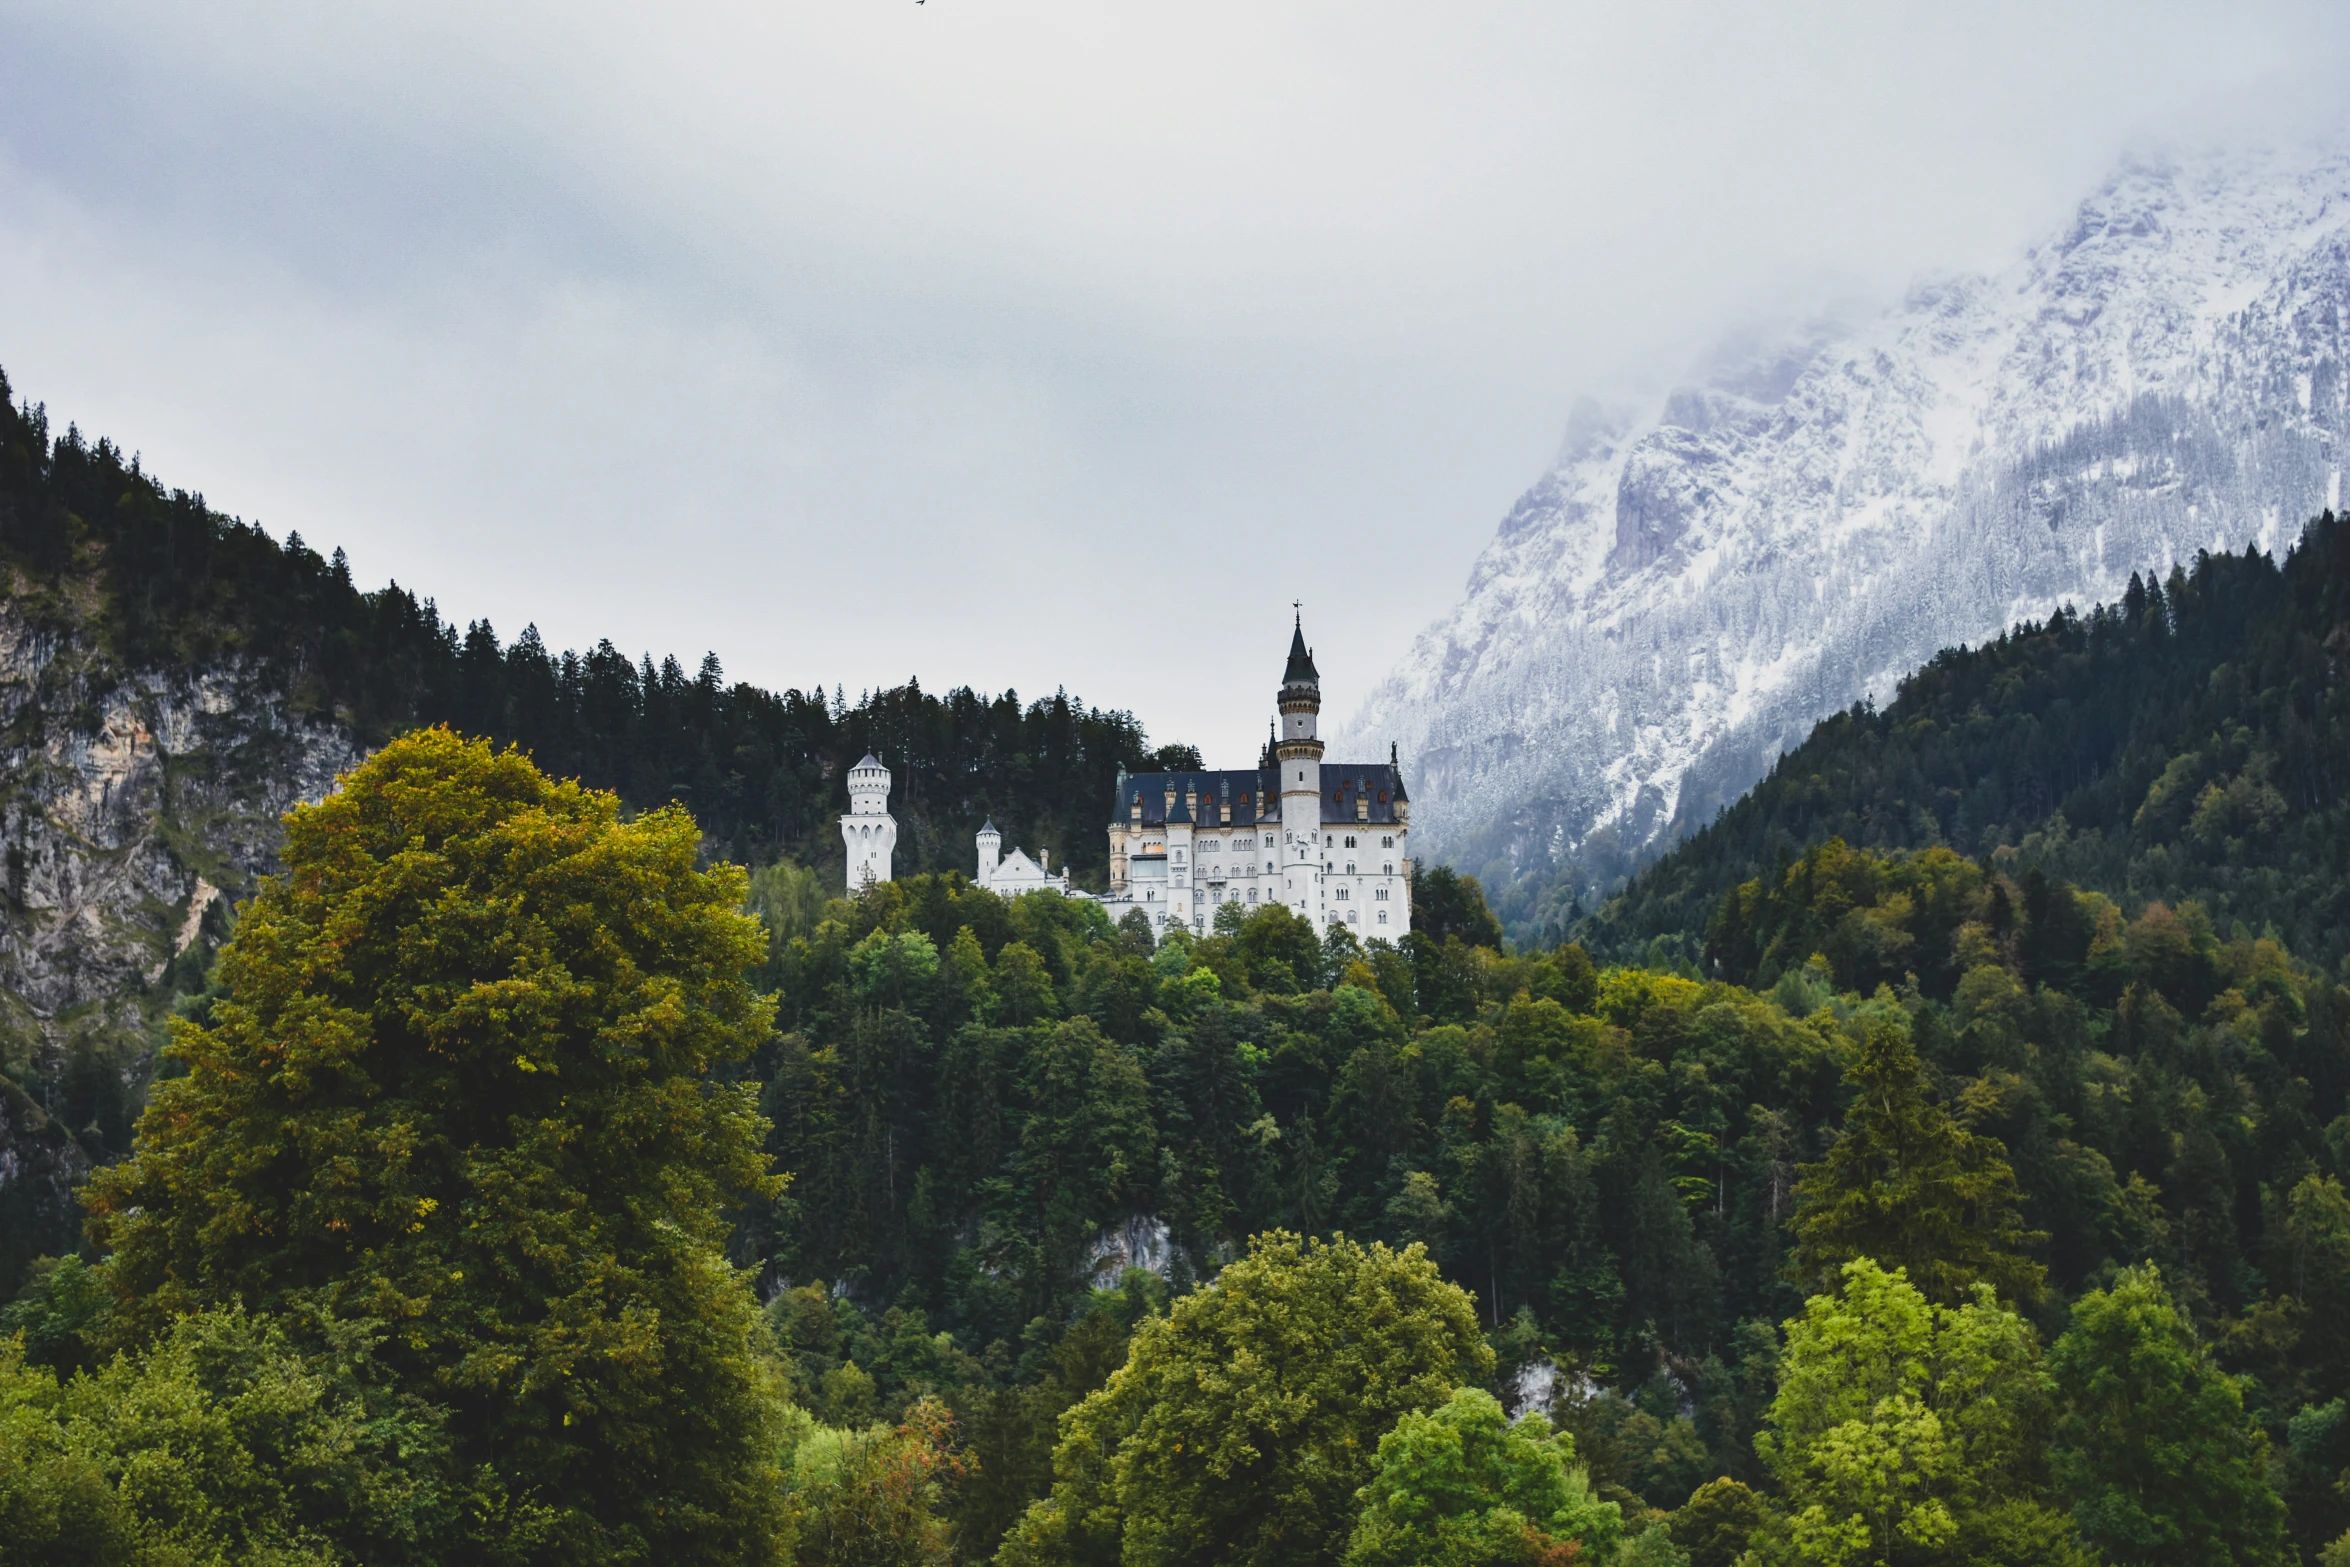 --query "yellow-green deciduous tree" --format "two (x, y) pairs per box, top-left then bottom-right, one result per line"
(997, 1232), (1490, 1567)
(0, 1306), (455, 1567)
(1753, 1259), (2087, 1567)
(1343, 1386), (1620, 1567)
(84, 728), (787, 1566)
(2049, 1265), (2288, 1566)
